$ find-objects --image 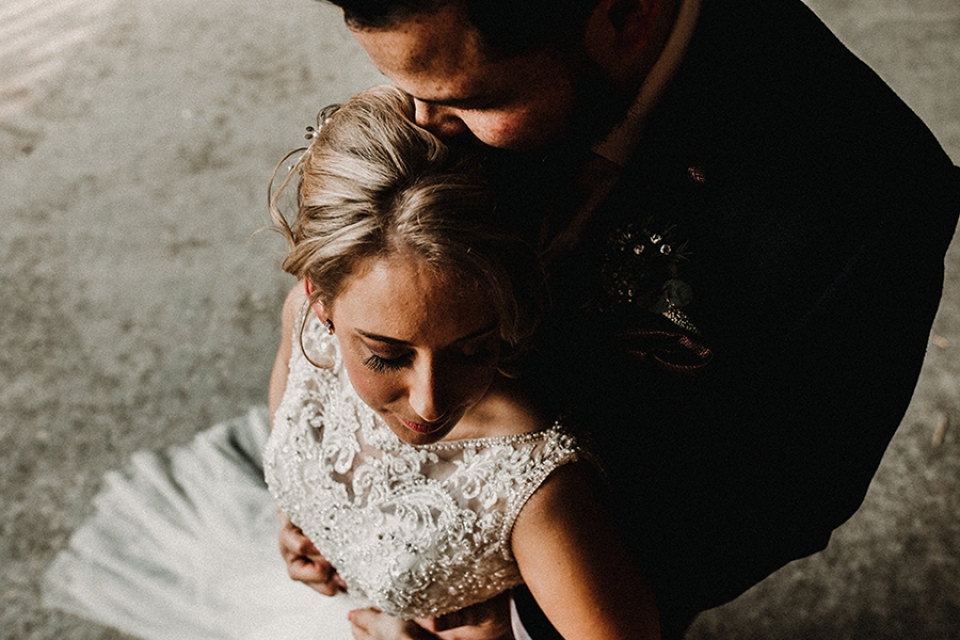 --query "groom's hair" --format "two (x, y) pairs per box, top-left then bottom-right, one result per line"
(321, 0), (598, 56)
